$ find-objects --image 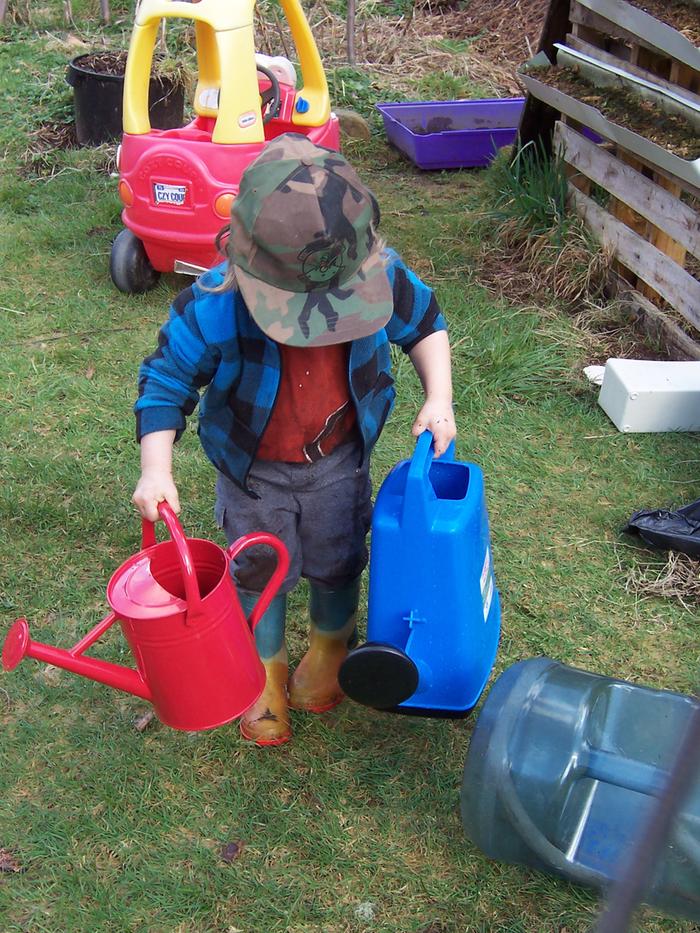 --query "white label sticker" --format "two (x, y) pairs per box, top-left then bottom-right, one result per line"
(480, 547), (491, 595)
(198, 88), (220, 110)
(483, 574), (494, 621)
(238, 111), (257, 128)
(153, 183), (187, 206)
